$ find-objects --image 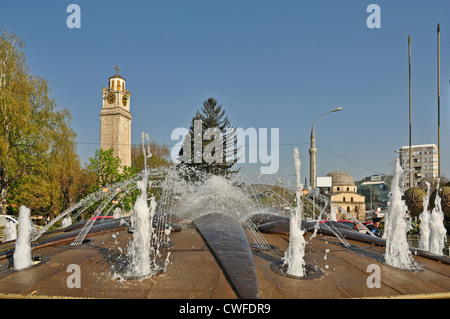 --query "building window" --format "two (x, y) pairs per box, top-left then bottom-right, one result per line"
(343, 197), (346, 202)
(347, 206), (350, 213)
(351, 197), (354, 203)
